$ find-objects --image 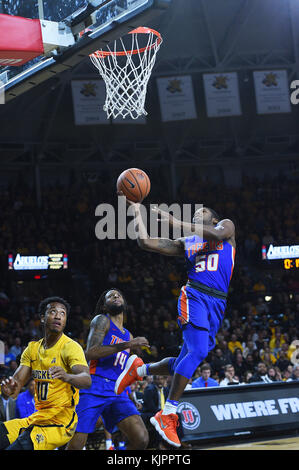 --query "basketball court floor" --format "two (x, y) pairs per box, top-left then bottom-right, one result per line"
(194, 434), (299, 450)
